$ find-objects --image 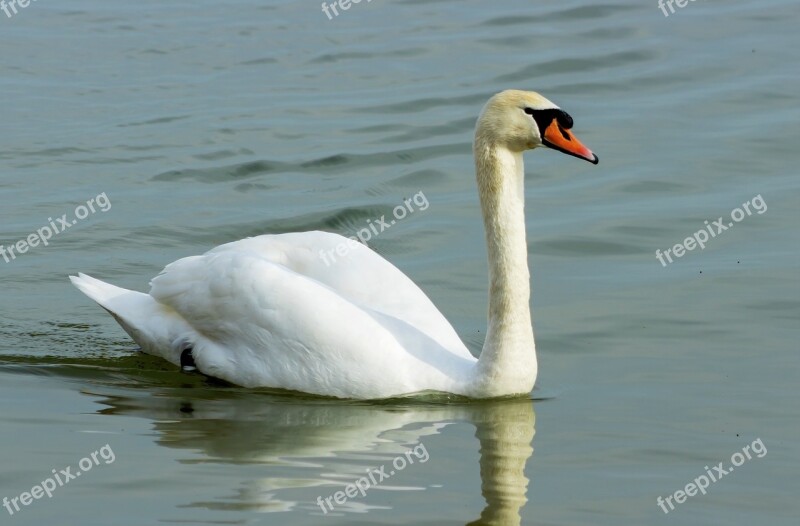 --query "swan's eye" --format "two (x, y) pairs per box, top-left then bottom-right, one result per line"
(524, 107), (535, 116)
